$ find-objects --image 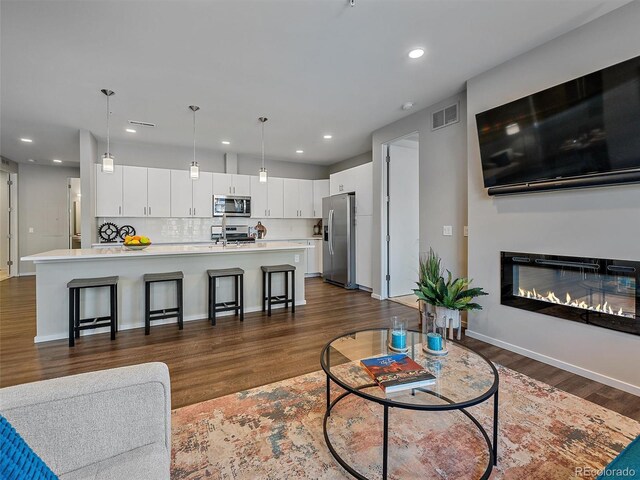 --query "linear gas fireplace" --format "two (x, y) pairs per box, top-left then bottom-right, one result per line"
(501, 252), (639, 336)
